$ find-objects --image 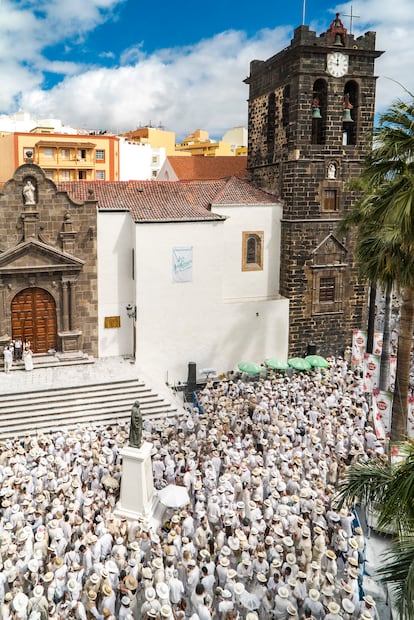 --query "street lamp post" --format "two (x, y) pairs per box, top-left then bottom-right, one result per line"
(126, 304), (137, 359)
